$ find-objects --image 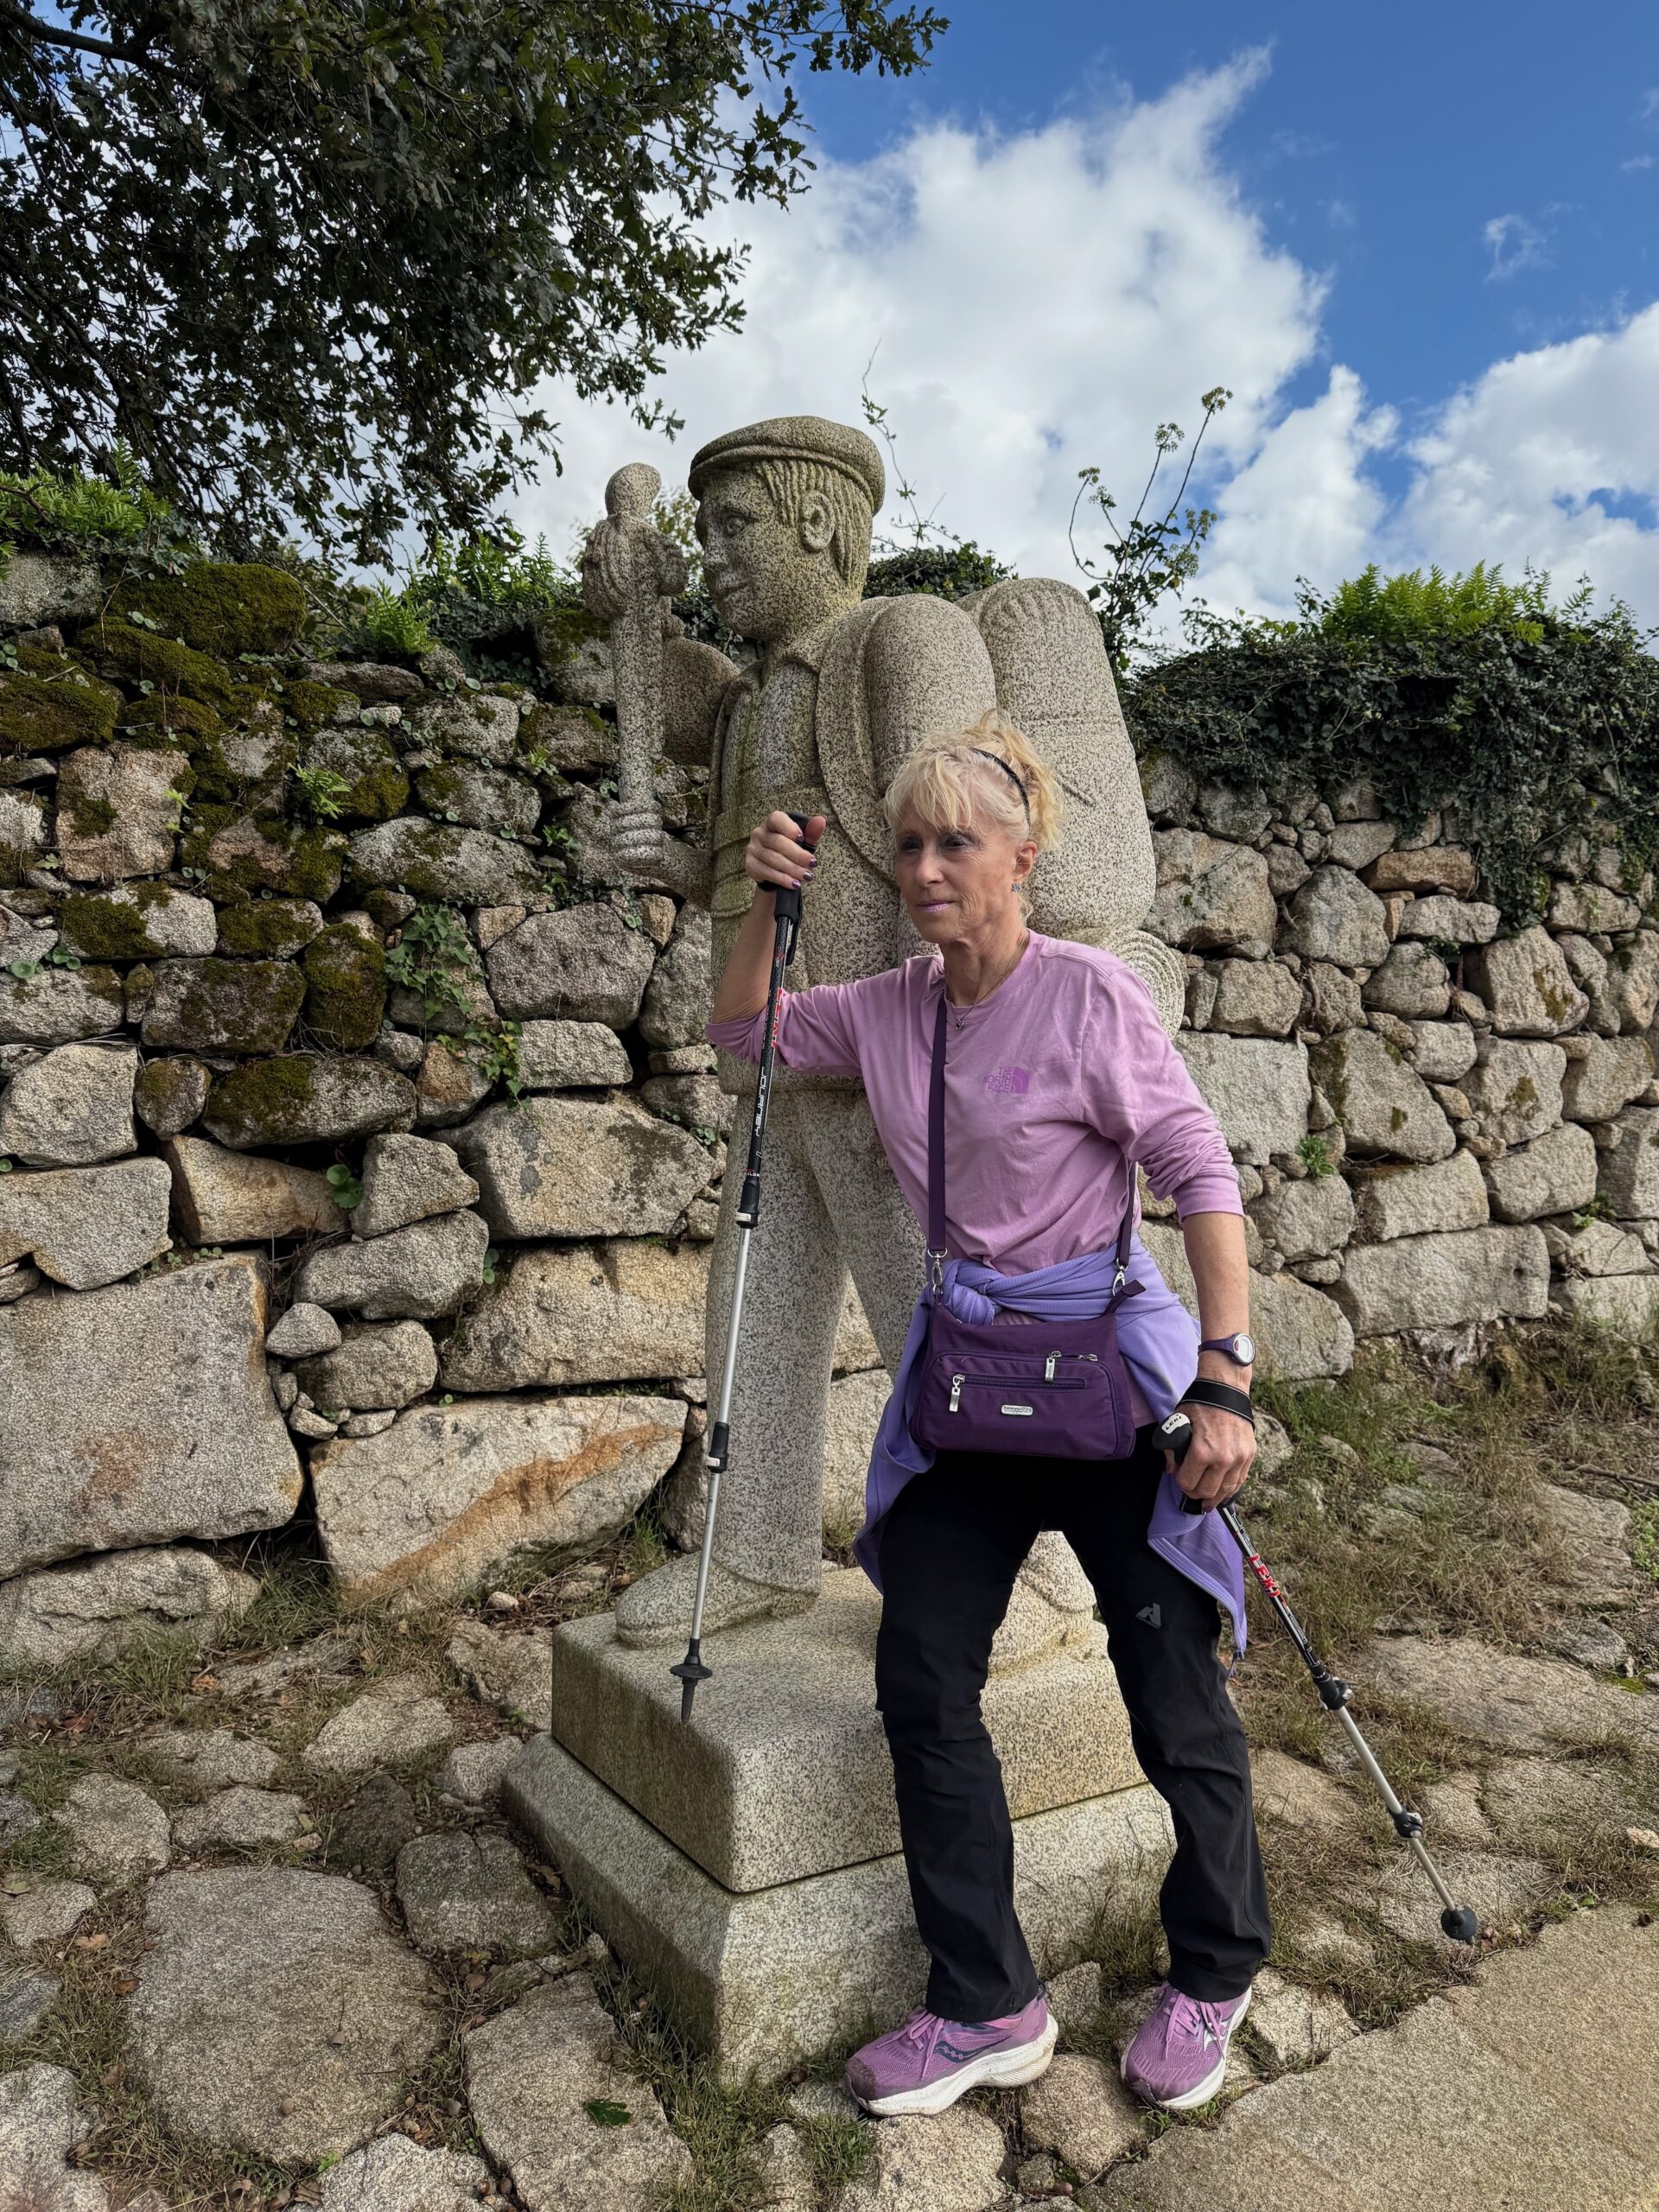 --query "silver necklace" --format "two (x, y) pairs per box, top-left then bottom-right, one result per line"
(949, 932), (1028, 1028)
